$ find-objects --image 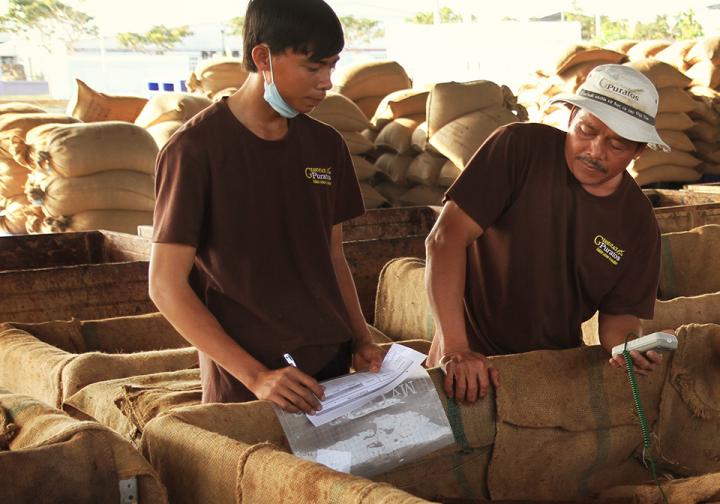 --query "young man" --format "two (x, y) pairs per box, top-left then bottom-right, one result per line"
(425, 65), (666, 404)
(149, 0), (385, 413)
